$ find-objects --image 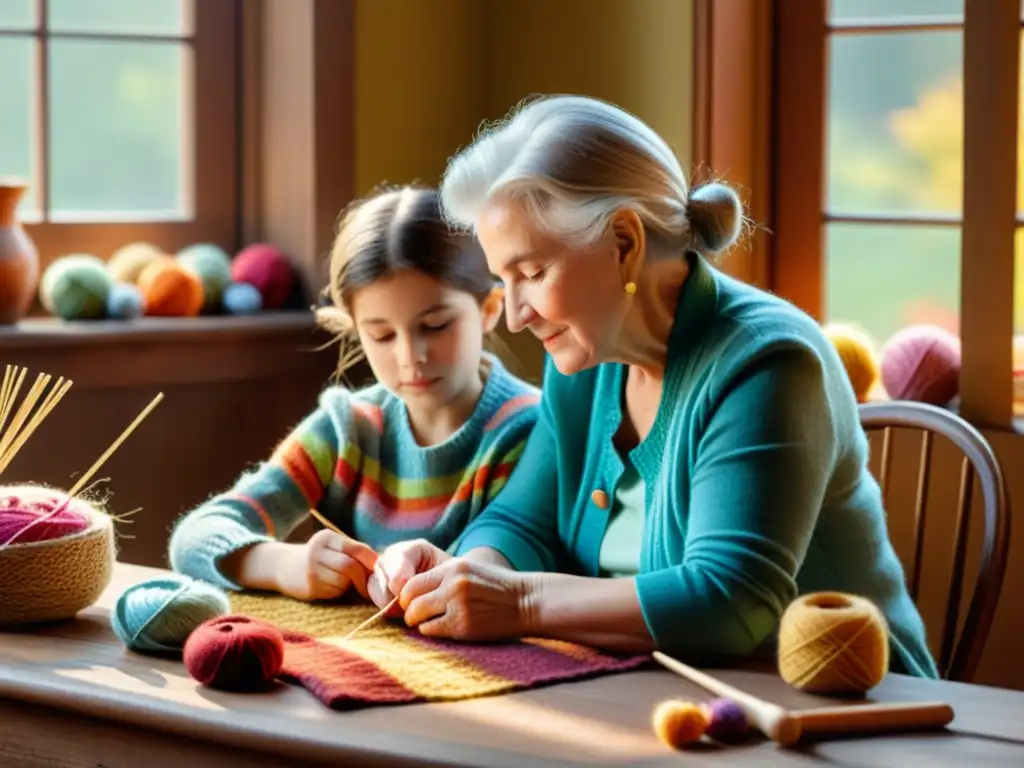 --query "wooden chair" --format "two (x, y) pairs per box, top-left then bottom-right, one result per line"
(858, 401), (1011, 682)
